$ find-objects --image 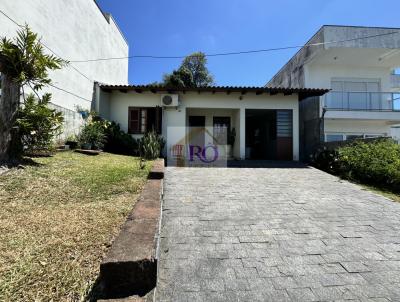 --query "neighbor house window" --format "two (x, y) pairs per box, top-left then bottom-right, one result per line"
(128, 107), (162, 134)
(330, 79), (381, 110)
(345, 134), (363, 141)
(364, 134), (384, 138)
(326, 133), (385, 142)
(325, 134), (343, 142)
(213, 116), (230, 145)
